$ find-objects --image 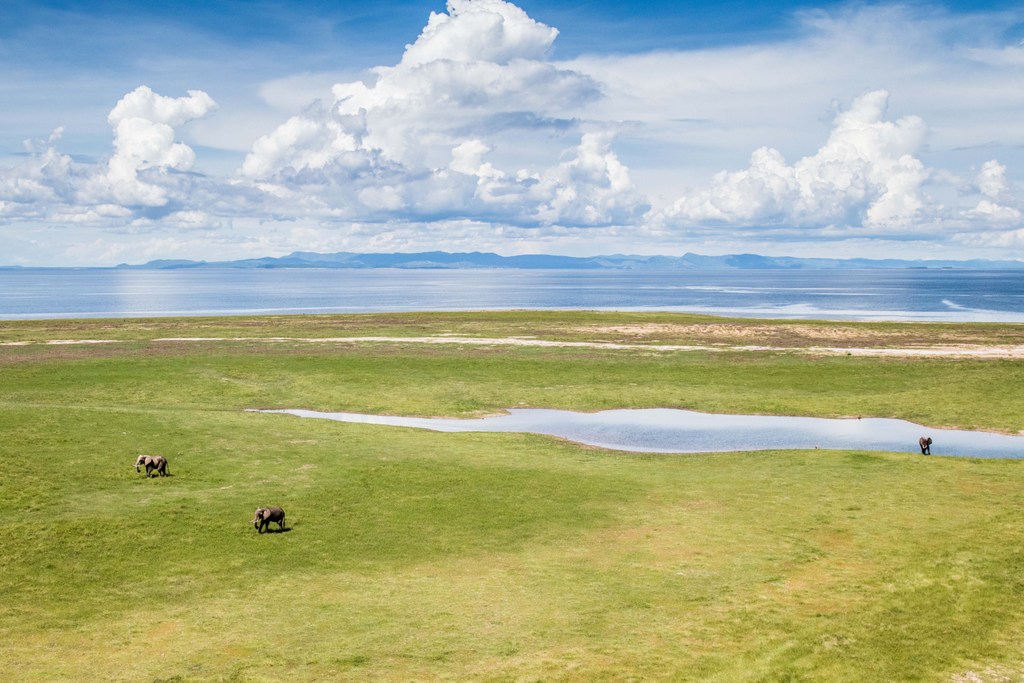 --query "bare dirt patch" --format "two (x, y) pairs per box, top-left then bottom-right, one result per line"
(576, 321), (1024, 350)
(580, 323), (931, 347)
